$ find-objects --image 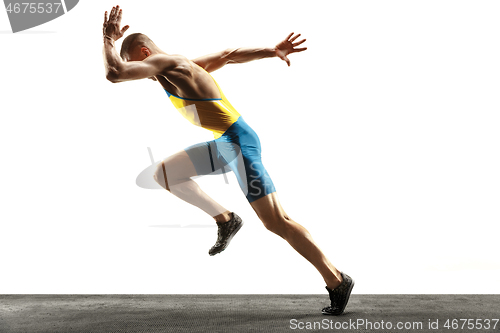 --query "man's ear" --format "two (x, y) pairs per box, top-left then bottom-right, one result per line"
(141, 47), (151, 57)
